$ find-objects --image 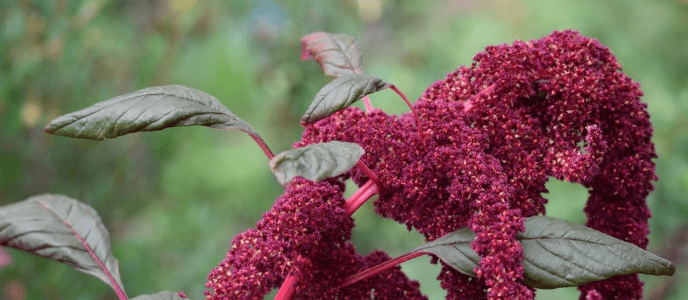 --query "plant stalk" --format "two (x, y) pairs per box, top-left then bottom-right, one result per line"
(248, 133), (275, 160)
(274, 274), (297, 300)
(338, 251), (427, 289)
(389, 85), (426, 140)
(363, 95), (373, 111)
(356, 161), (384, 191)
(344, 179), (380, 215)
